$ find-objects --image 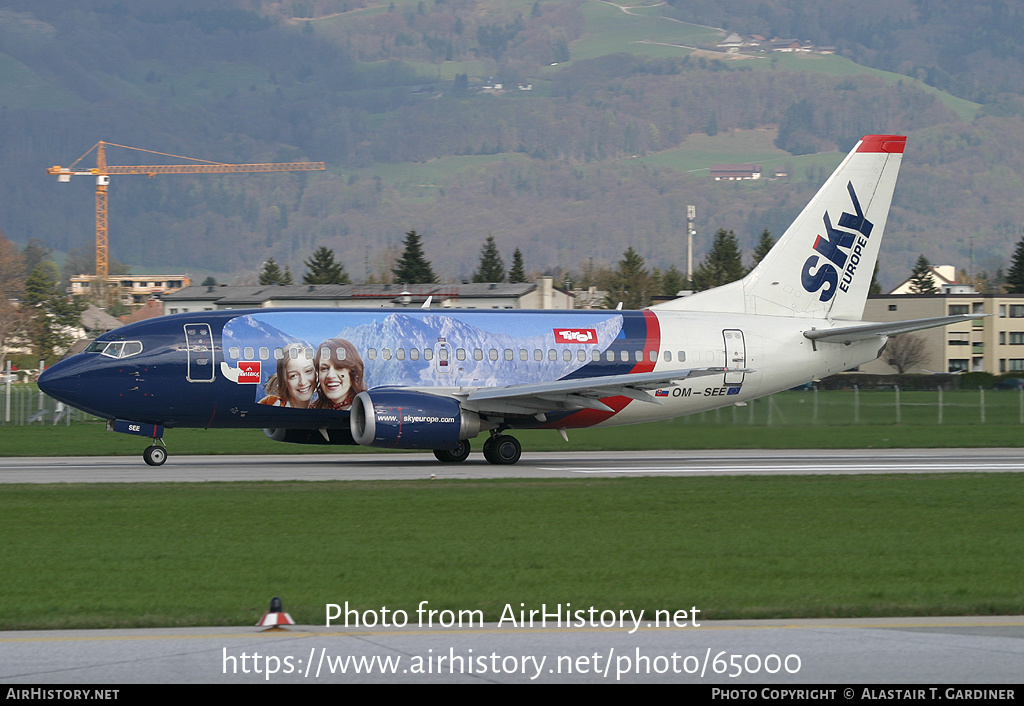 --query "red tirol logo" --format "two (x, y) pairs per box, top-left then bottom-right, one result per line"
(553, 328), (598, 344)
(237, 361), (261, 384)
